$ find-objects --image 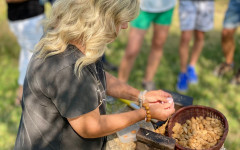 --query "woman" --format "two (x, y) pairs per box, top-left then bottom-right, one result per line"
(14, 0), (175, 149)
